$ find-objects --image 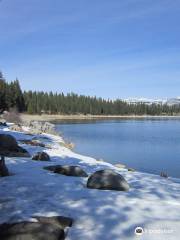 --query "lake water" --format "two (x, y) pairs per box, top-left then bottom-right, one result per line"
(55, 119), (180, 178)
